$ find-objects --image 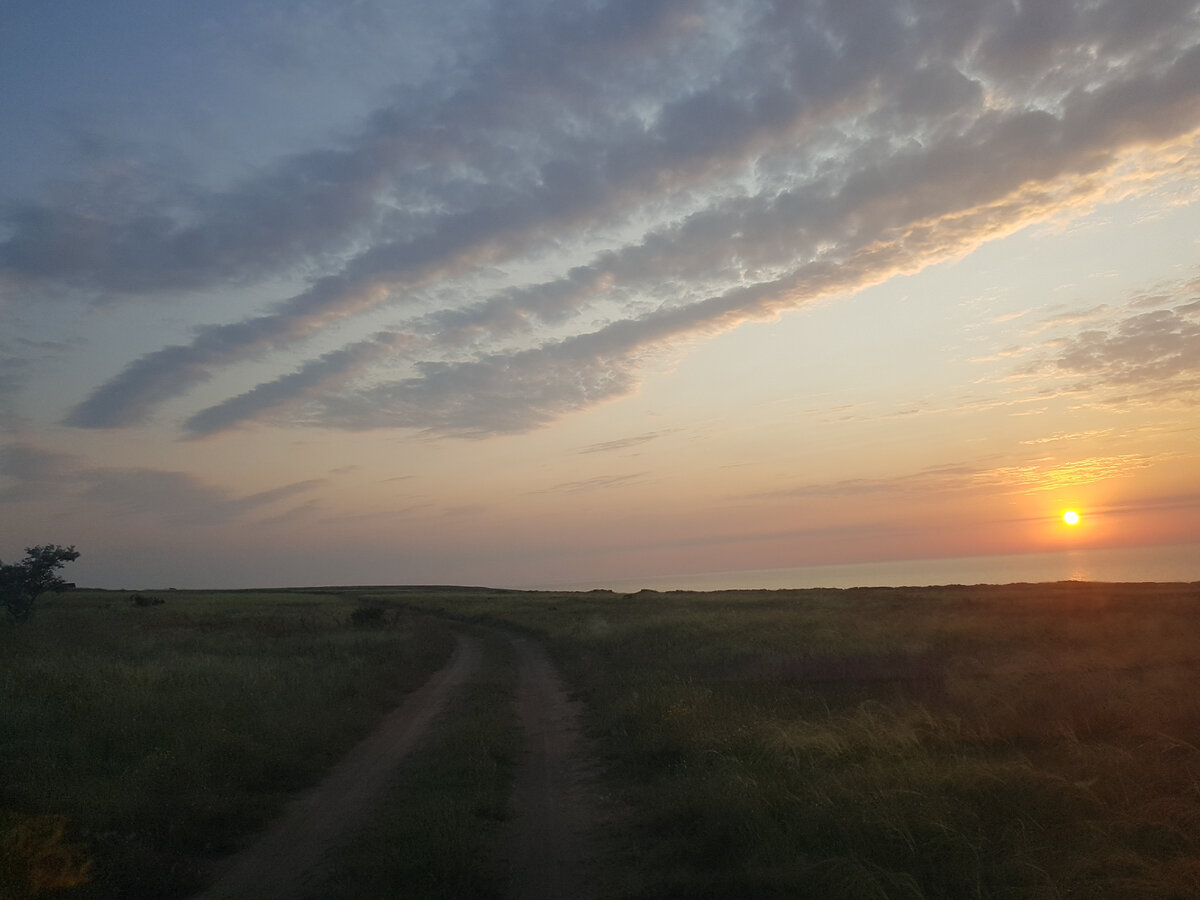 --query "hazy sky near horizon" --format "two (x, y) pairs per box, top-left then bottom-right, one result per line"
(2, 0), (1200, 589)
